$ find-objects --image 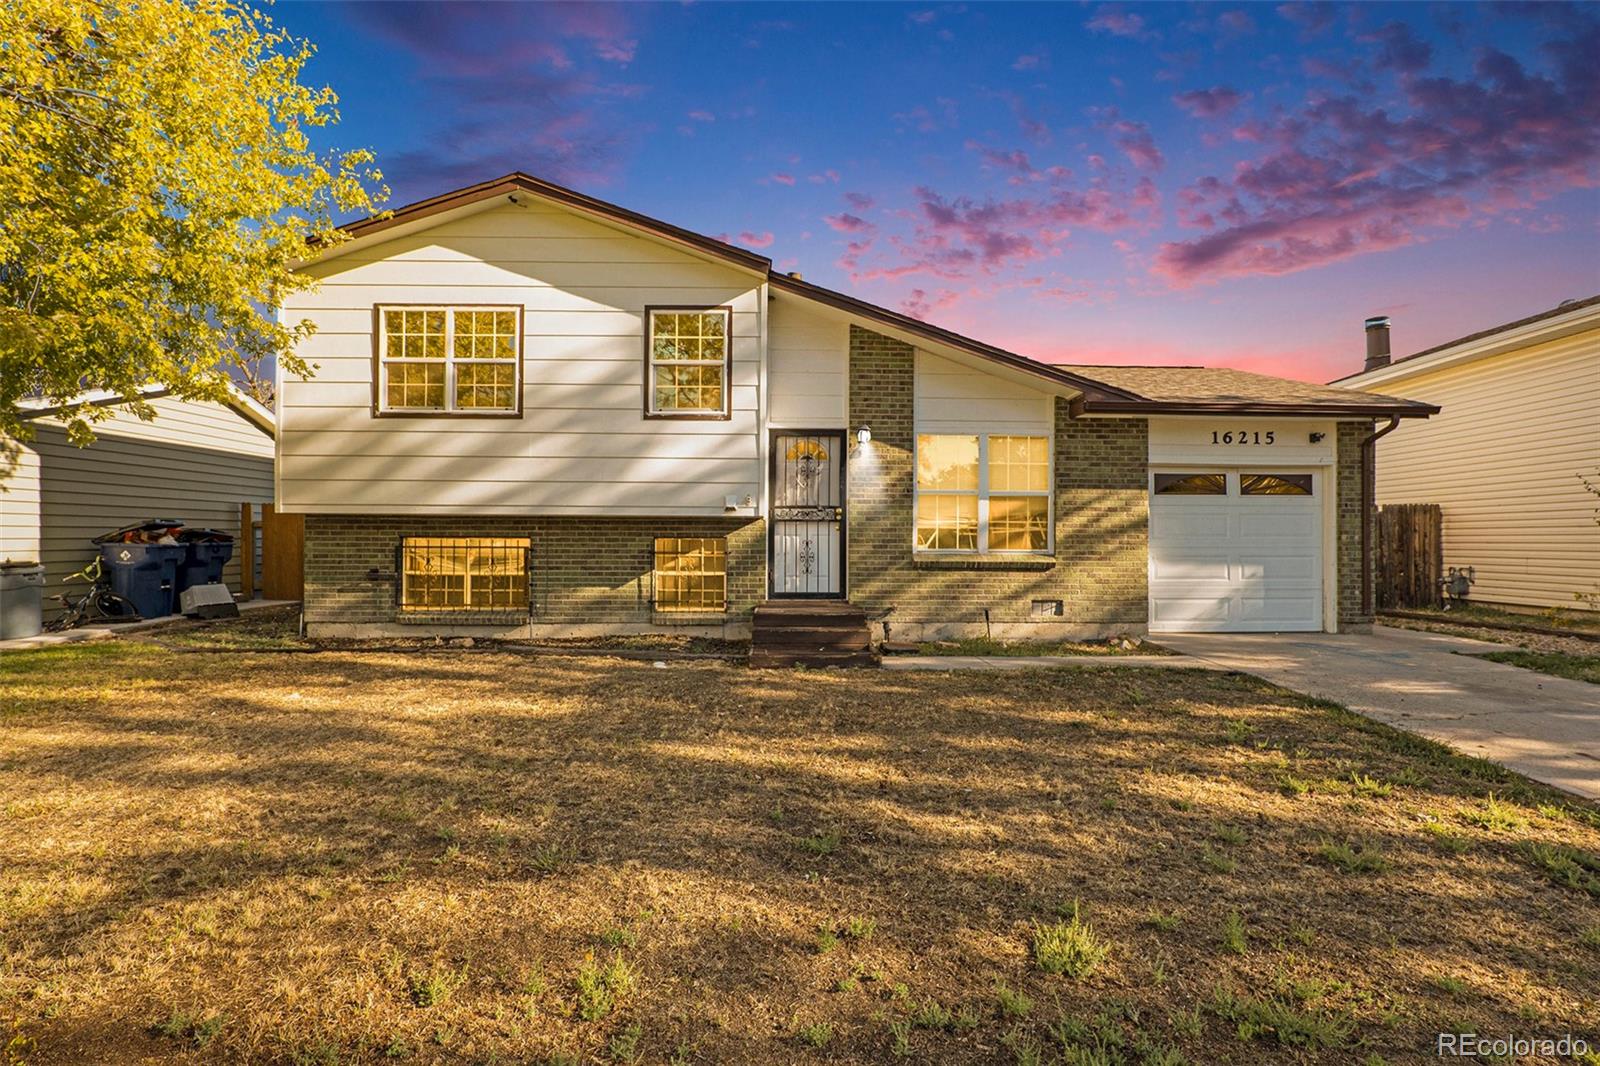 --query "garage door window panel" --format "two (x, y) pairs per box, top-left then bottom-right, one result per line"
(1241, 473), (1314, 496)
(1154, 473), (1226, 495)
